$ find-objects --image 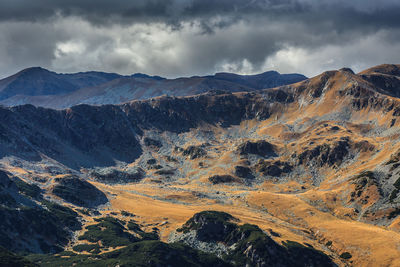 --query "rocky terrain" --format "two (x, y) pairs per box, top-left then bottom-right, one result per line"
(1, 64), (400, 266)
